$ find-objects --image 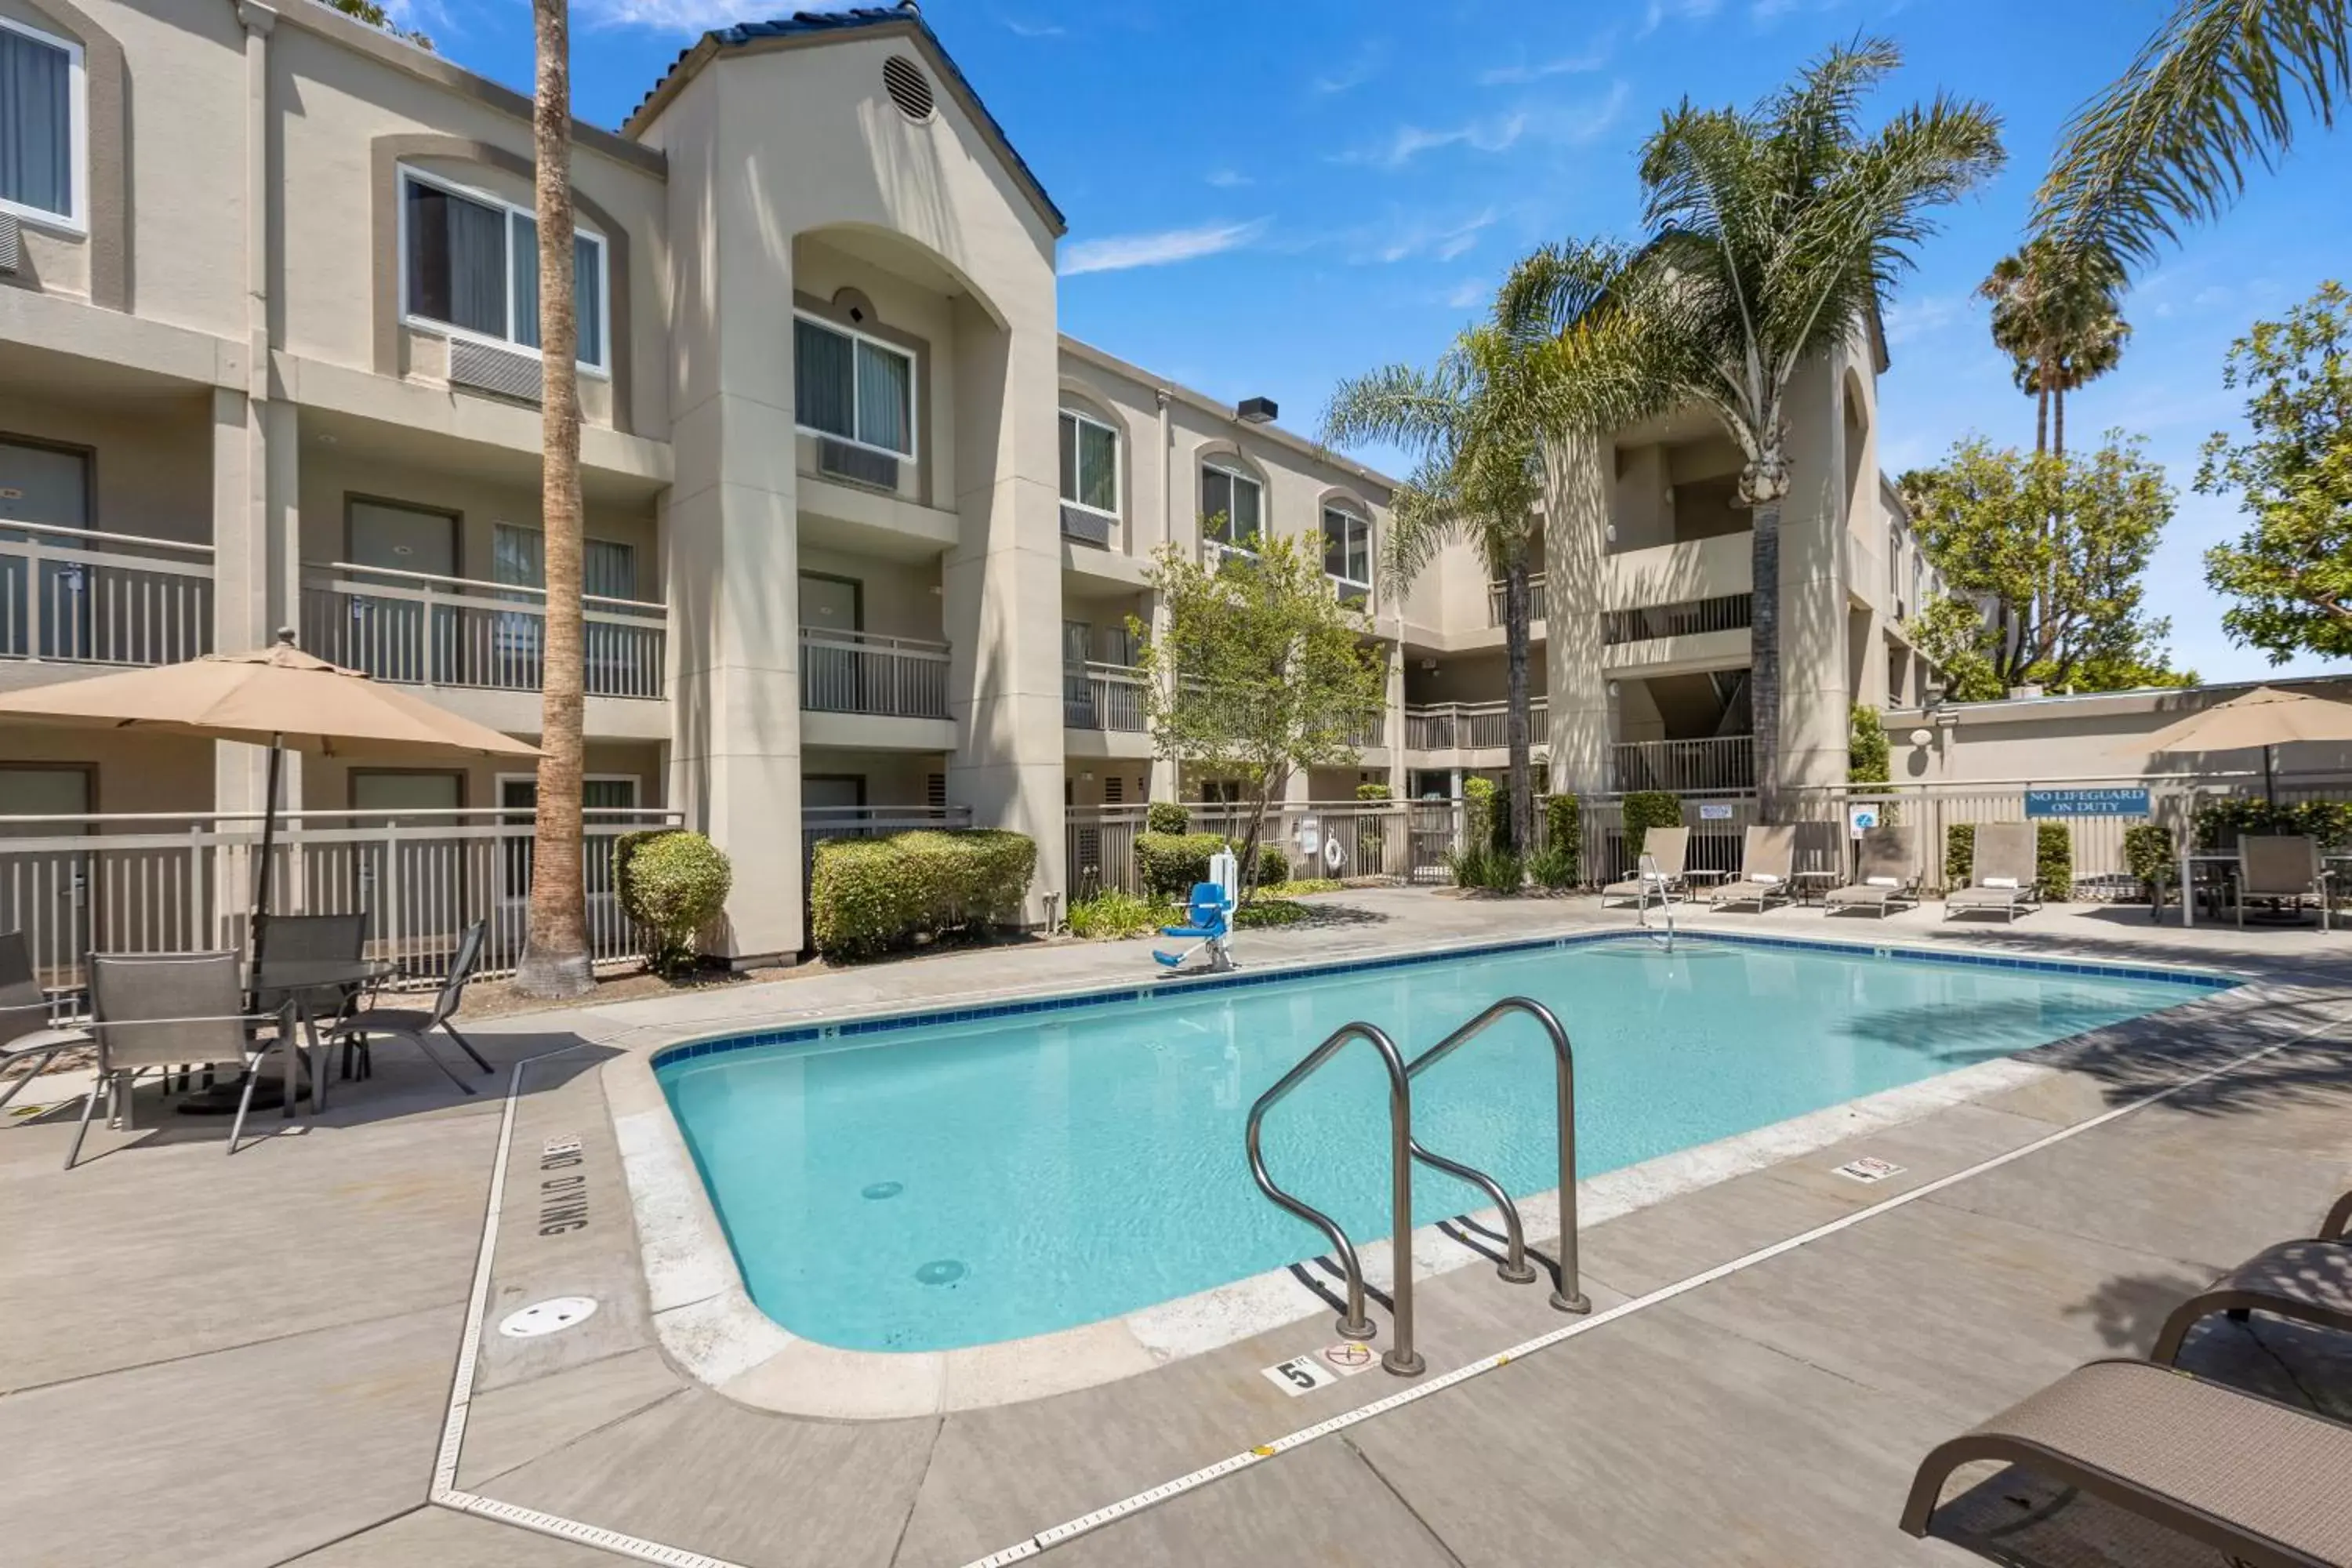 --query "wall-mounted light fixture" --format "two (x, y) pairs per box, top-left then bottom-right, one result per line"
(1236, 396), (1279, 424)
